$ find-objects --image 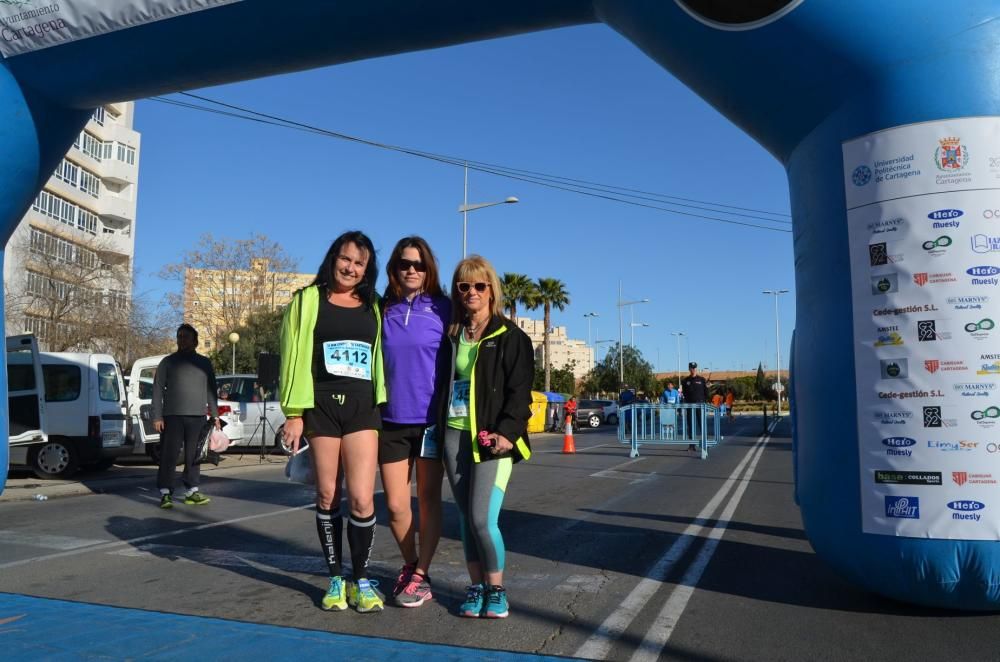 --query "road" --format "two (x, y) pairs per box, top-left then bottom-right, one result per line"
(3, 417), (1000, 660)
